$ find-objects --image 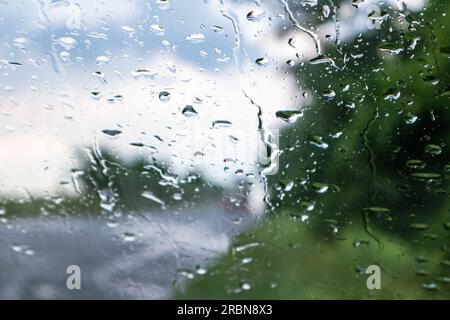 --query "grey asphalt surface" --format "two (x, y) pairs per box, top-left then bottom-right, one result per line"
(0, 205), (257, 299)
